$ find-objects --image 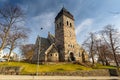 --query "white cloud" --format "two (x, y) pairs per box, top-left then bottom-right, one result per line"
(76, 18), (94, 35)
(26, 12), (56, 43)
(32, 12), (56, 30)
